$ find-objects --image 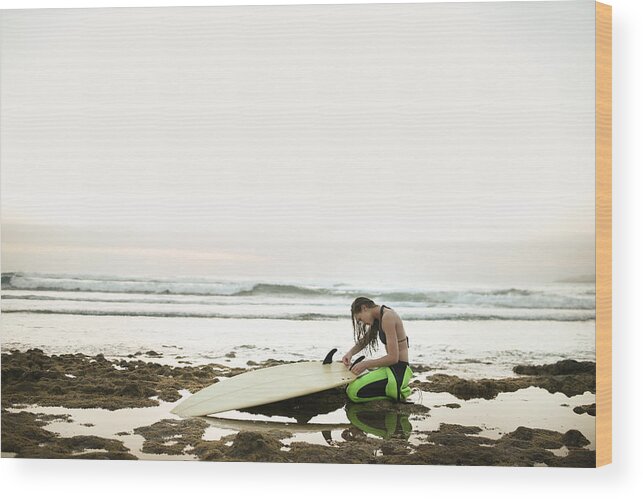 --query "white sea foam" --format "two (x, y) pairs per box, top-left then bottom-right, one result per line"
(2, 272), (595, 322)
(2, 273), (595, 320)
